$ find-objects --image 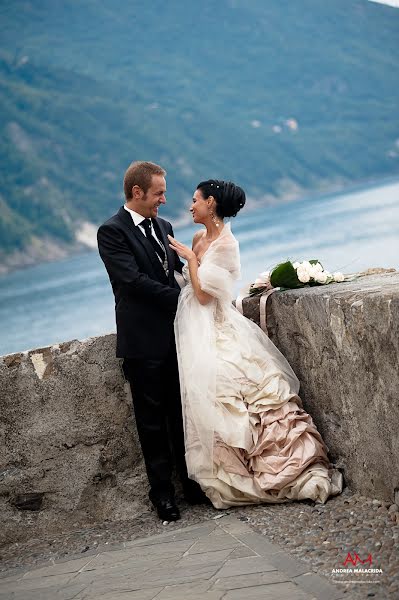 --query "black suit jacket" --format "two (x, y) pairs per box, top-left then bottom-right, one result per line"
(97, 206), (184, 359)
